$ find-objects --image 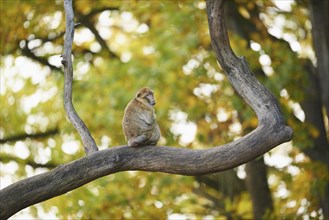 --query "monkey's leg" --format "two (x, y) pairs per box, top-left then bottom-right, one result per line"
(128, 135), (147, 147)
(147, 125), (160, 146)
